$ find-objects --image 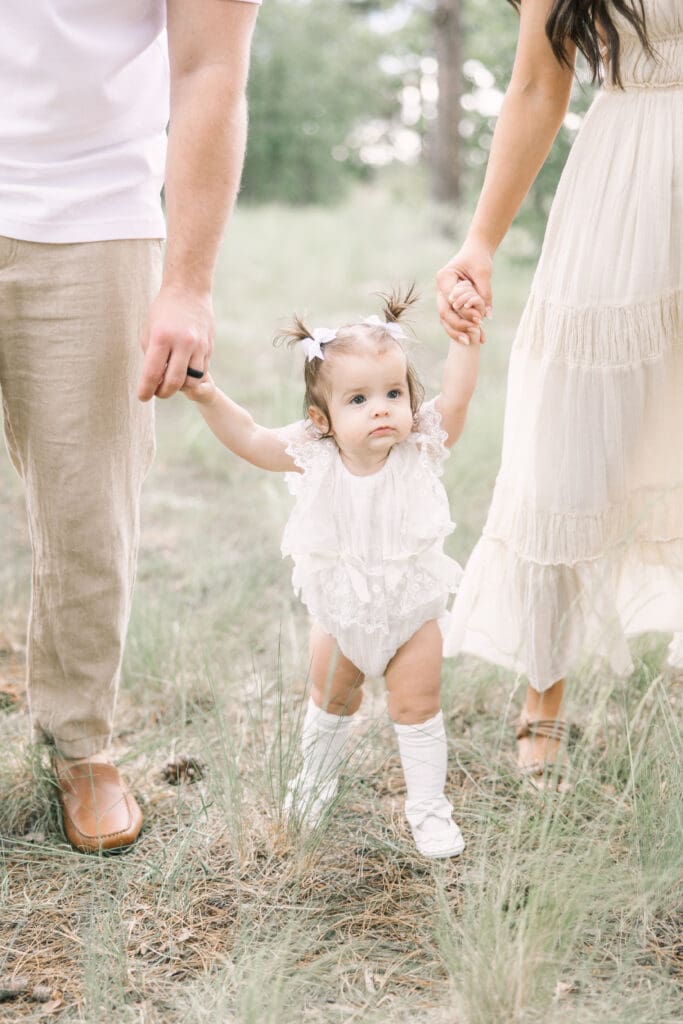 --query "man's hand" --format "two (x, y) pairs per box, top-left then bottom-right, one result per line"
(138, 285), (214, 401)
